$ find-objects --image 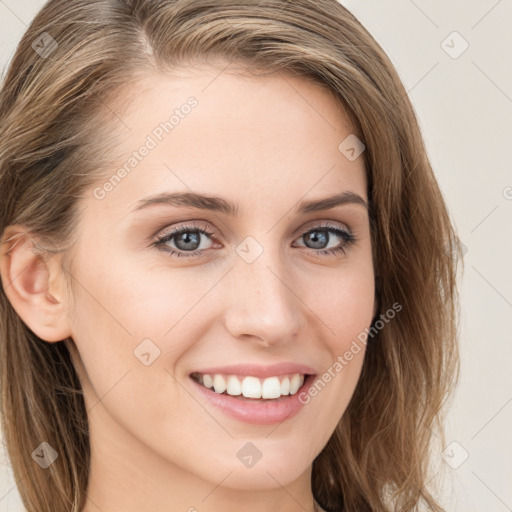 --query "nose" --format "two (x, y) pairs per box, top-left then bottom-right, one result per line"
(223, 246), (304, 348)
